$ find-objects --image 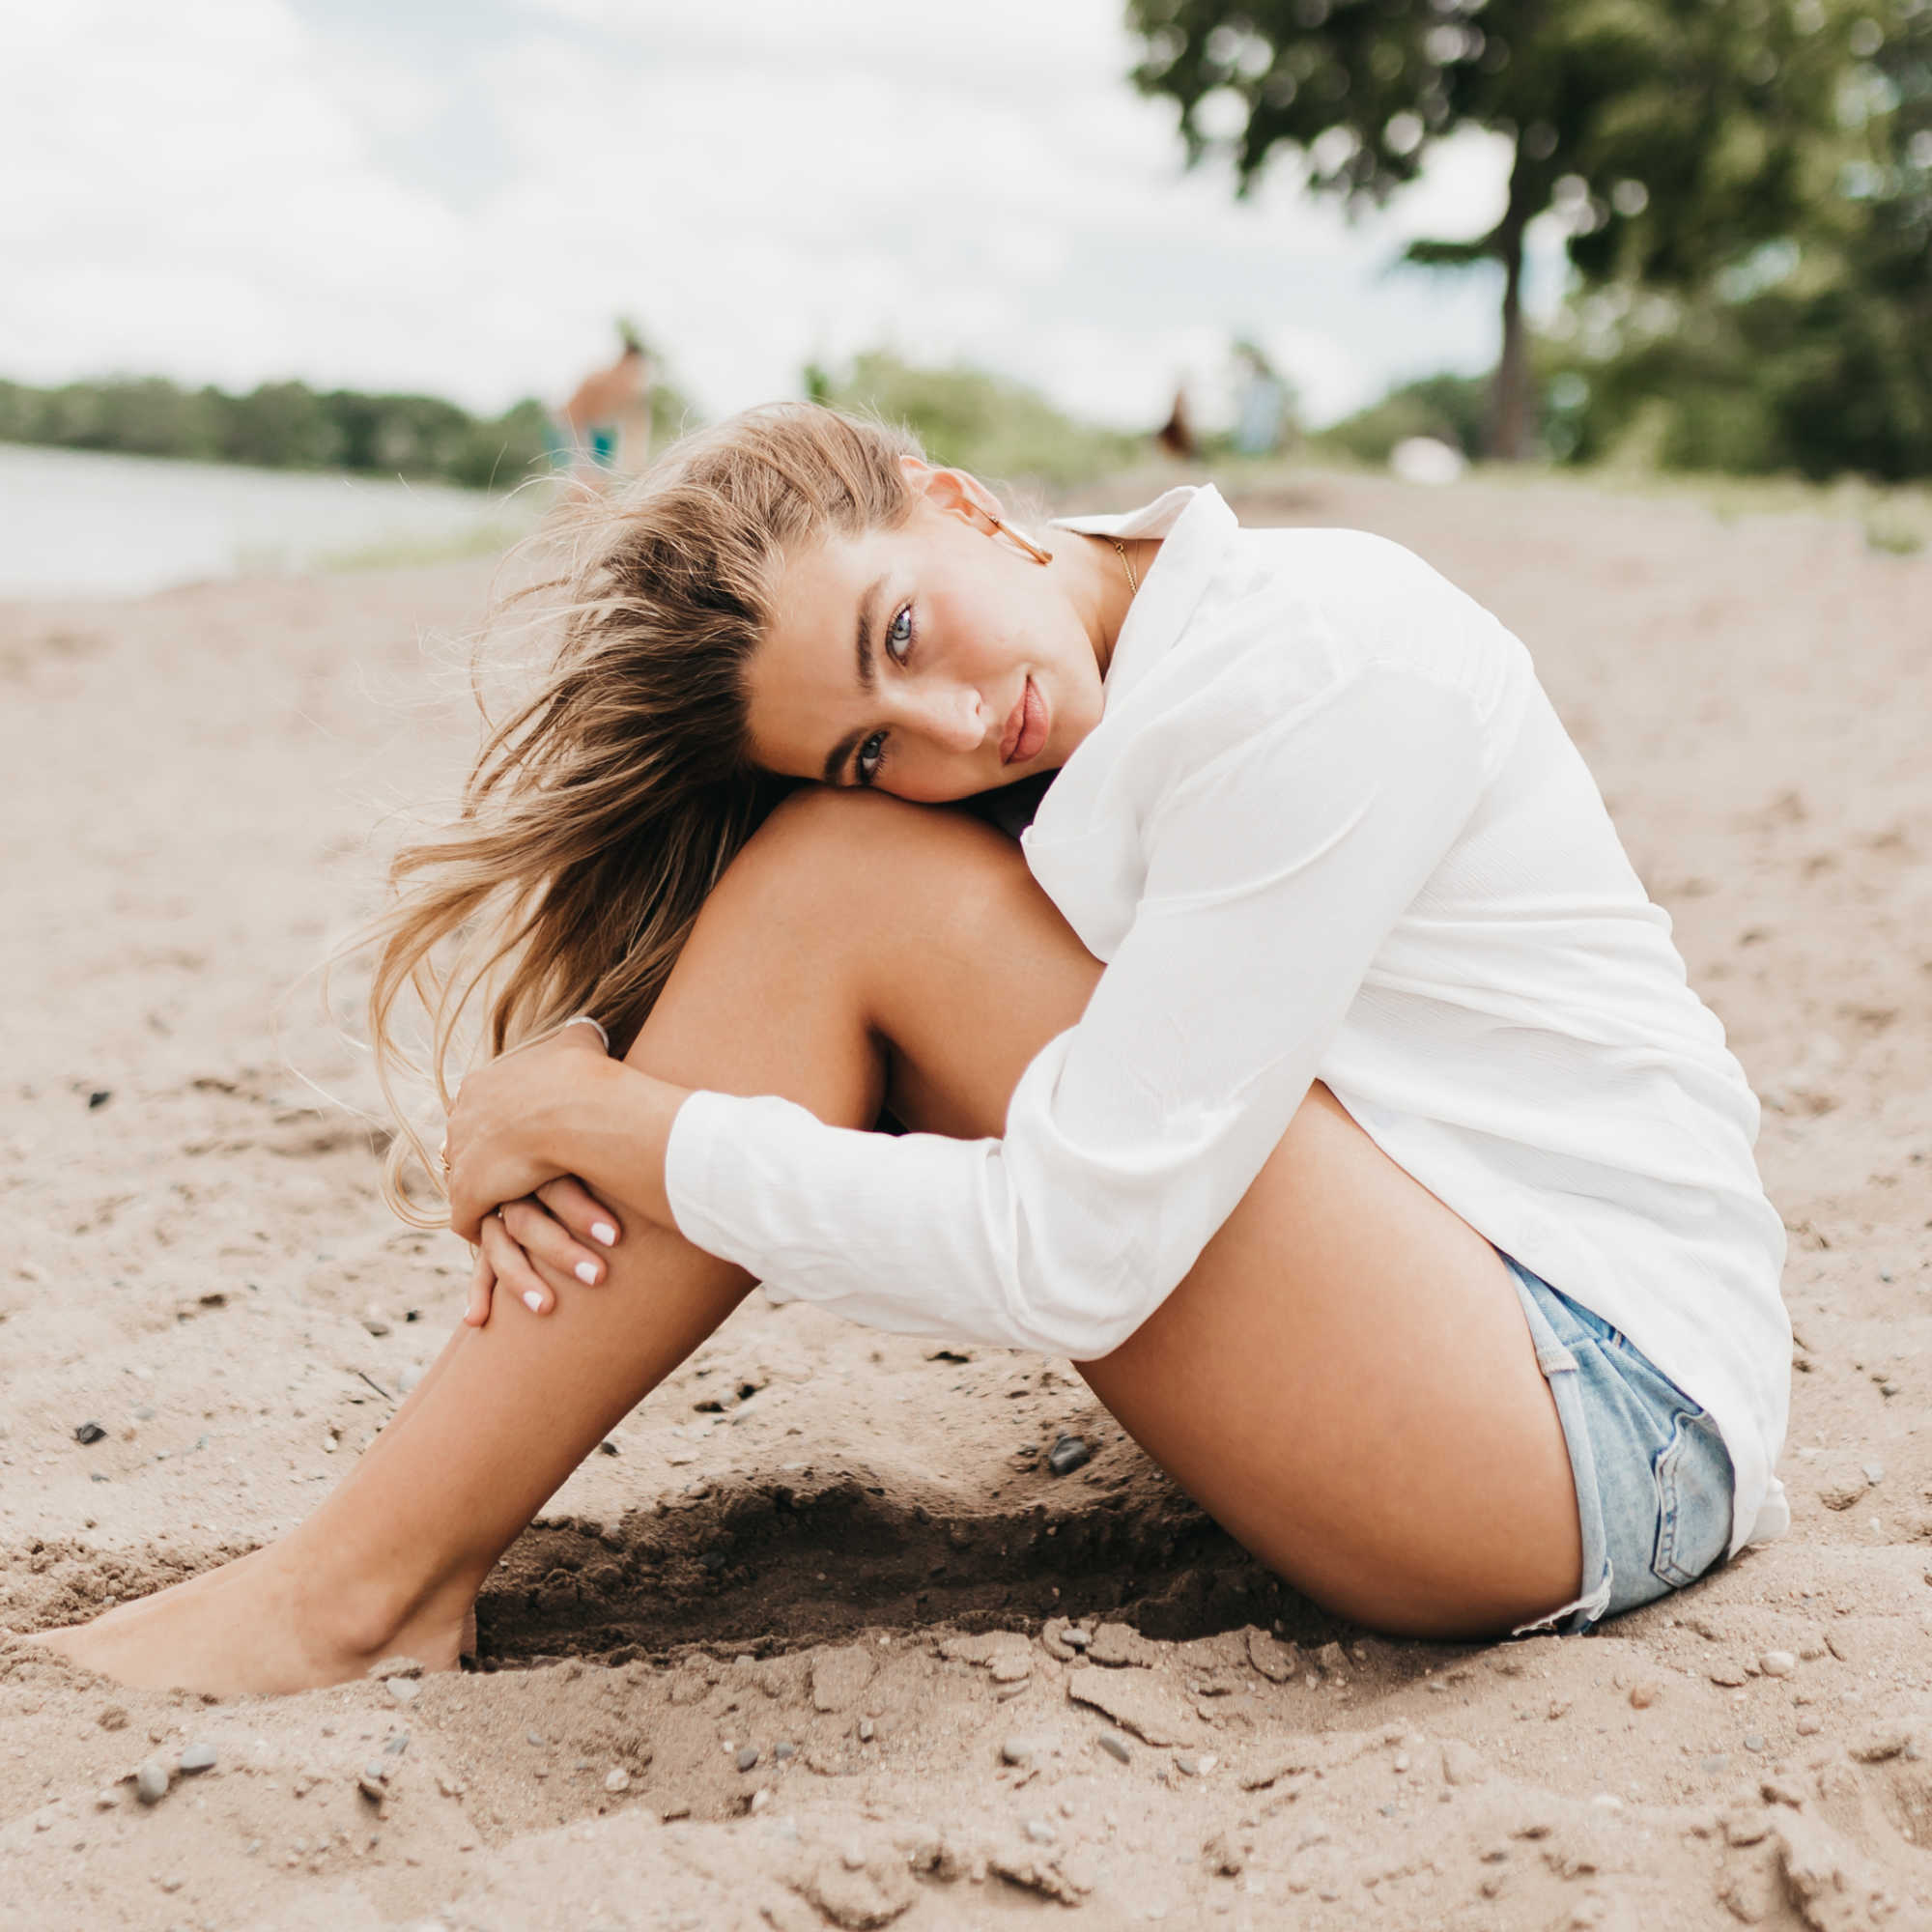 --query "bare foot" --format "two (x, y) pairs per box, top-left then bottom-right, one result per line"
(24, 1540), (473, 1698)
